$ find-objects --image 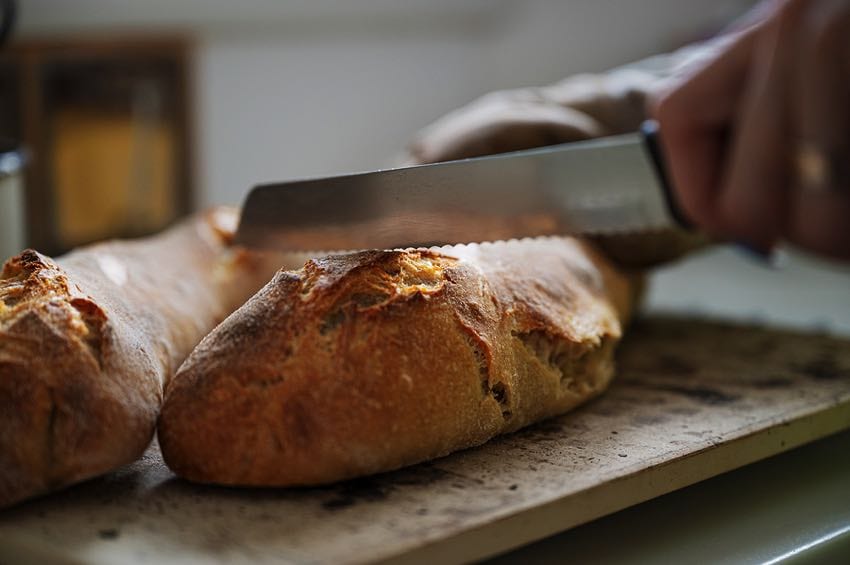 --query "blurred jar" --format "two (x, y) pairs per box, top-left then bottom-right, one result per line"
(0, 139), (25, 260)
